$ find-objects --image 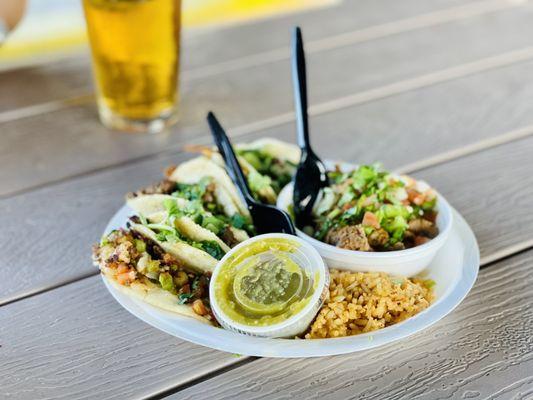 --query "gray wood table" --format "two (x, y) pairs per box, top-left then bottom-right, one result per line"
(2, 0), (533, 398)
